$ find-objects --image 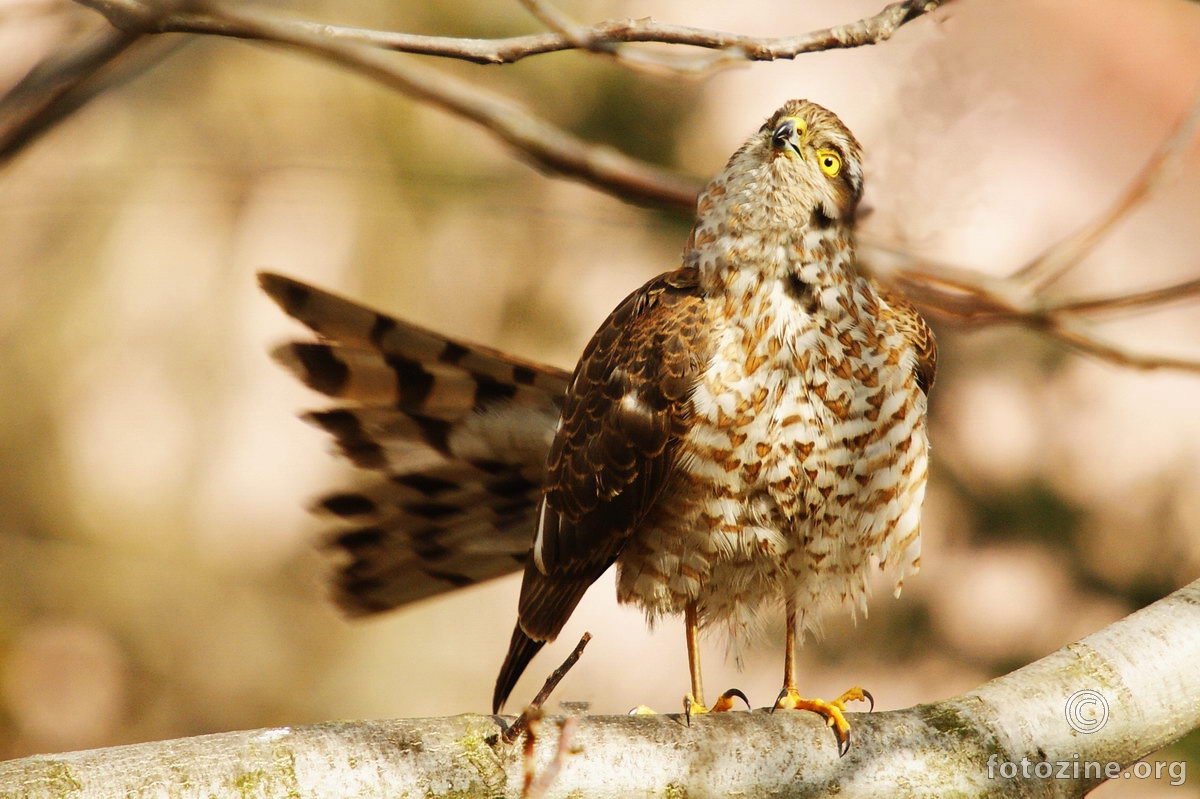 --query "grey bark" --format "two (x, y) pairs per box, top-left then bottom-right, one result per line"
(1, 579), (1197, 798)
